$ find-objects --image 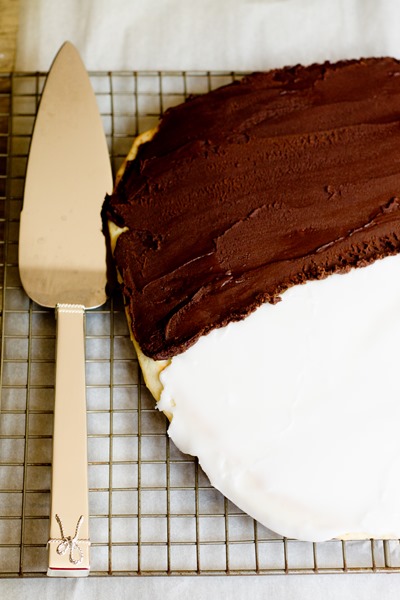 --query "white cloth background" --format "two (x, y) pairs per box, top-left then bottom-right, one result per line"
(11, 0), (400, 597)
(15, 0), (400, 72)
